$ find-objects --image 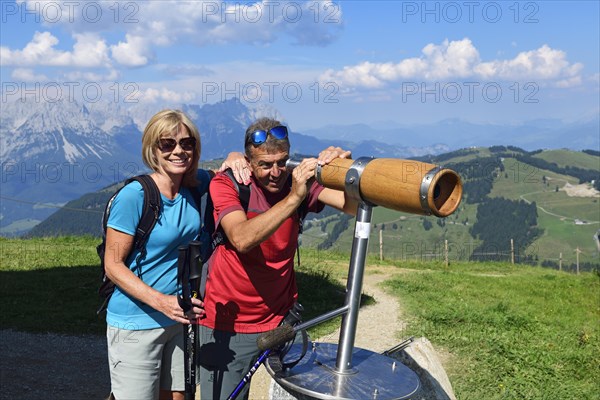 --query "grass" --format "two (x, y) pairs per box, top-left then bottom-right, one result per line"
(532, 149), (600, 171)
(2, 237), (599, 399)
(0, 237), (373, 338)
(383, 261), (600, 400)
(0, 236), (106, 335)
